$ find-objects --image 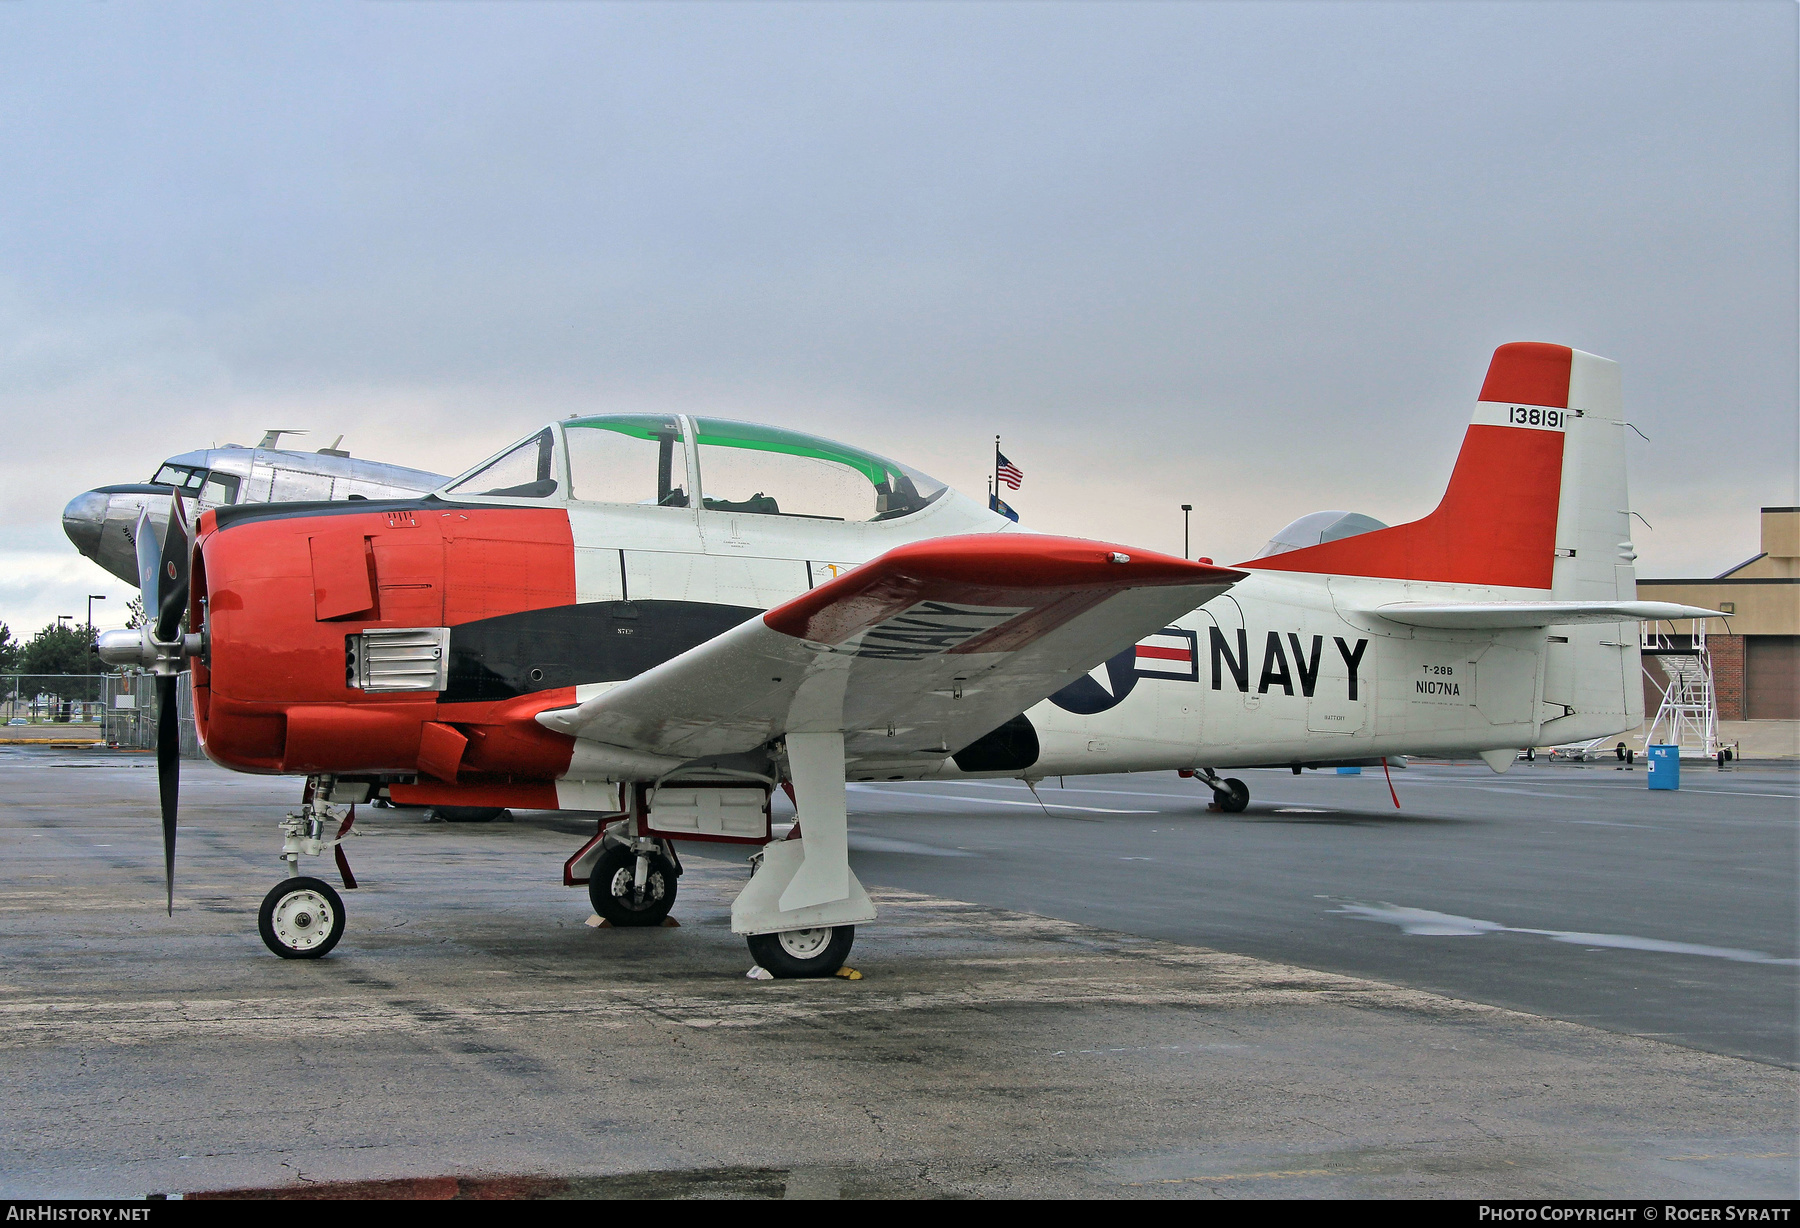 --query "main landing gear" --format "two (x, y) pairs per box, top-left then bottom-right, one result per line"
(746, 924), (856, 979)
(259, 778), (359, 959)
(1194, 768), (1249, 813)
